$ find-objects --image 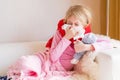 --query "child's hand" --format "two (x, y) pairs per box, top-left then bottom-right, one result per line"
(63, 24), (85, 40)
(74, 40), (87, 53)
(64, 26), (79, 40)
(74, 40), (94, 53)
